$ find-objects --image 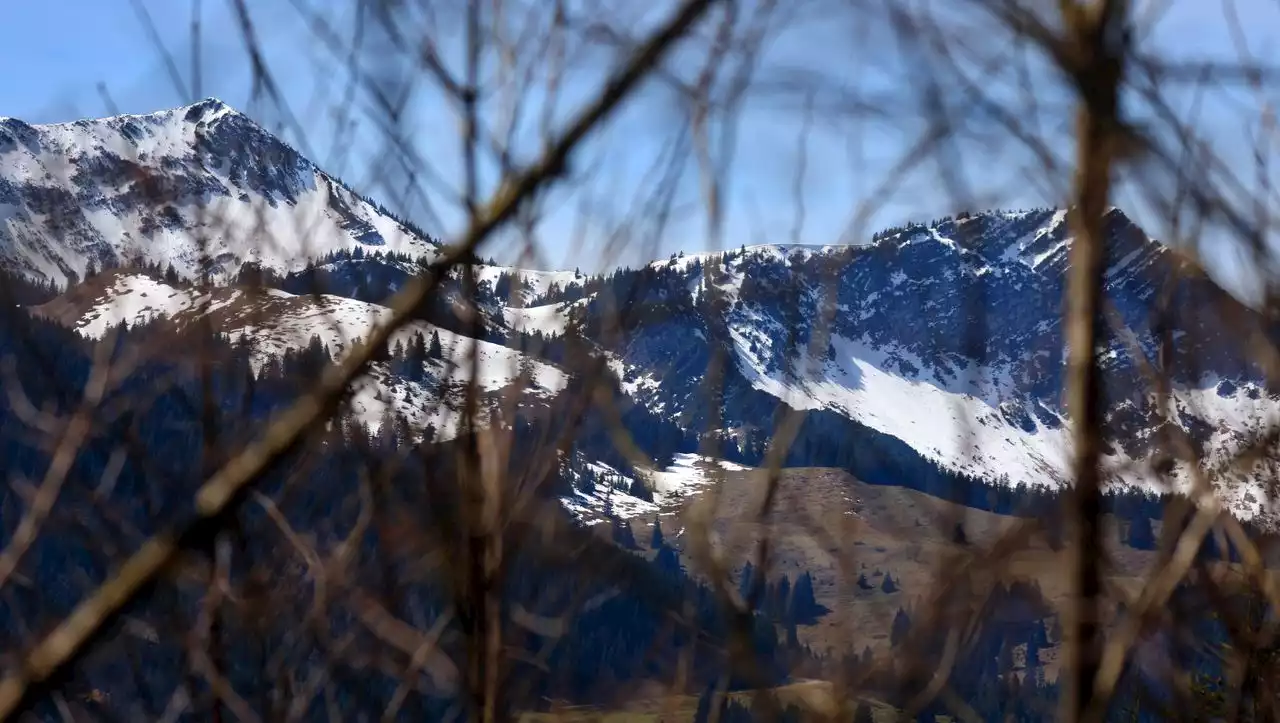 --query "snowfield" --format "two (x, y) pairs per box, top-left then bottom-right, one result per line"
(727, 324), (1280, 517)
(503, 299), (583, 336)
